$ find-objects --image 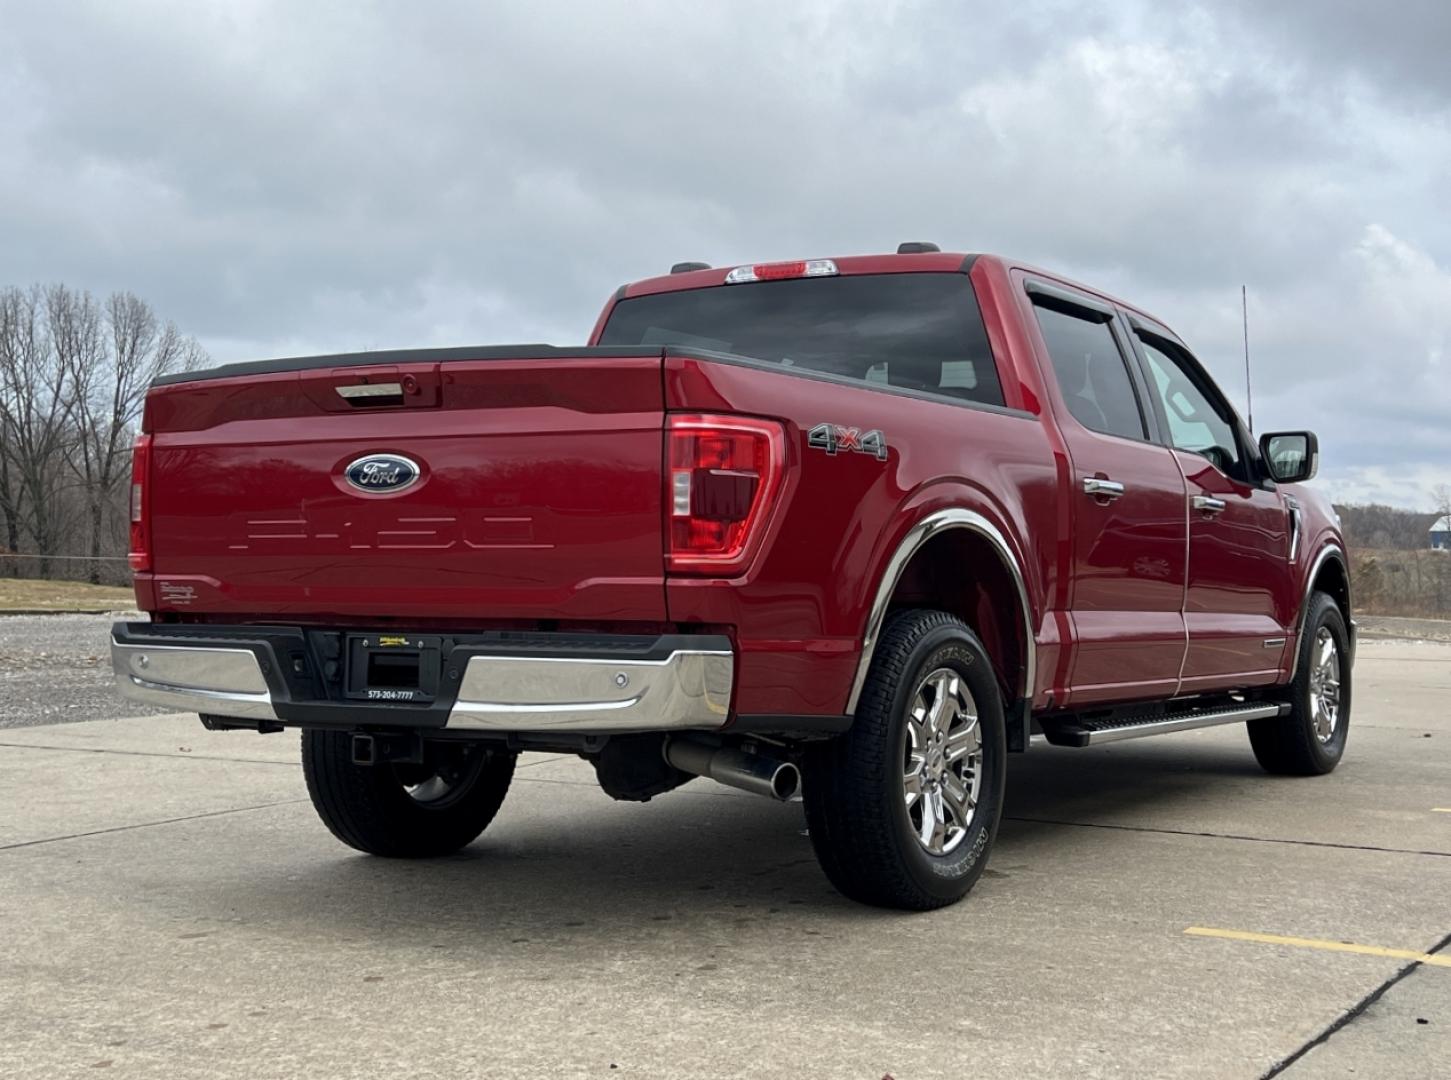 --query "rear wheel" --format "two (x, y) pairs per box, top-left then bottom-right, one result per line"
(802, 609), (1007, 910)
(302, 731), (516, 857)
(1248, 591), (1351, 775)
